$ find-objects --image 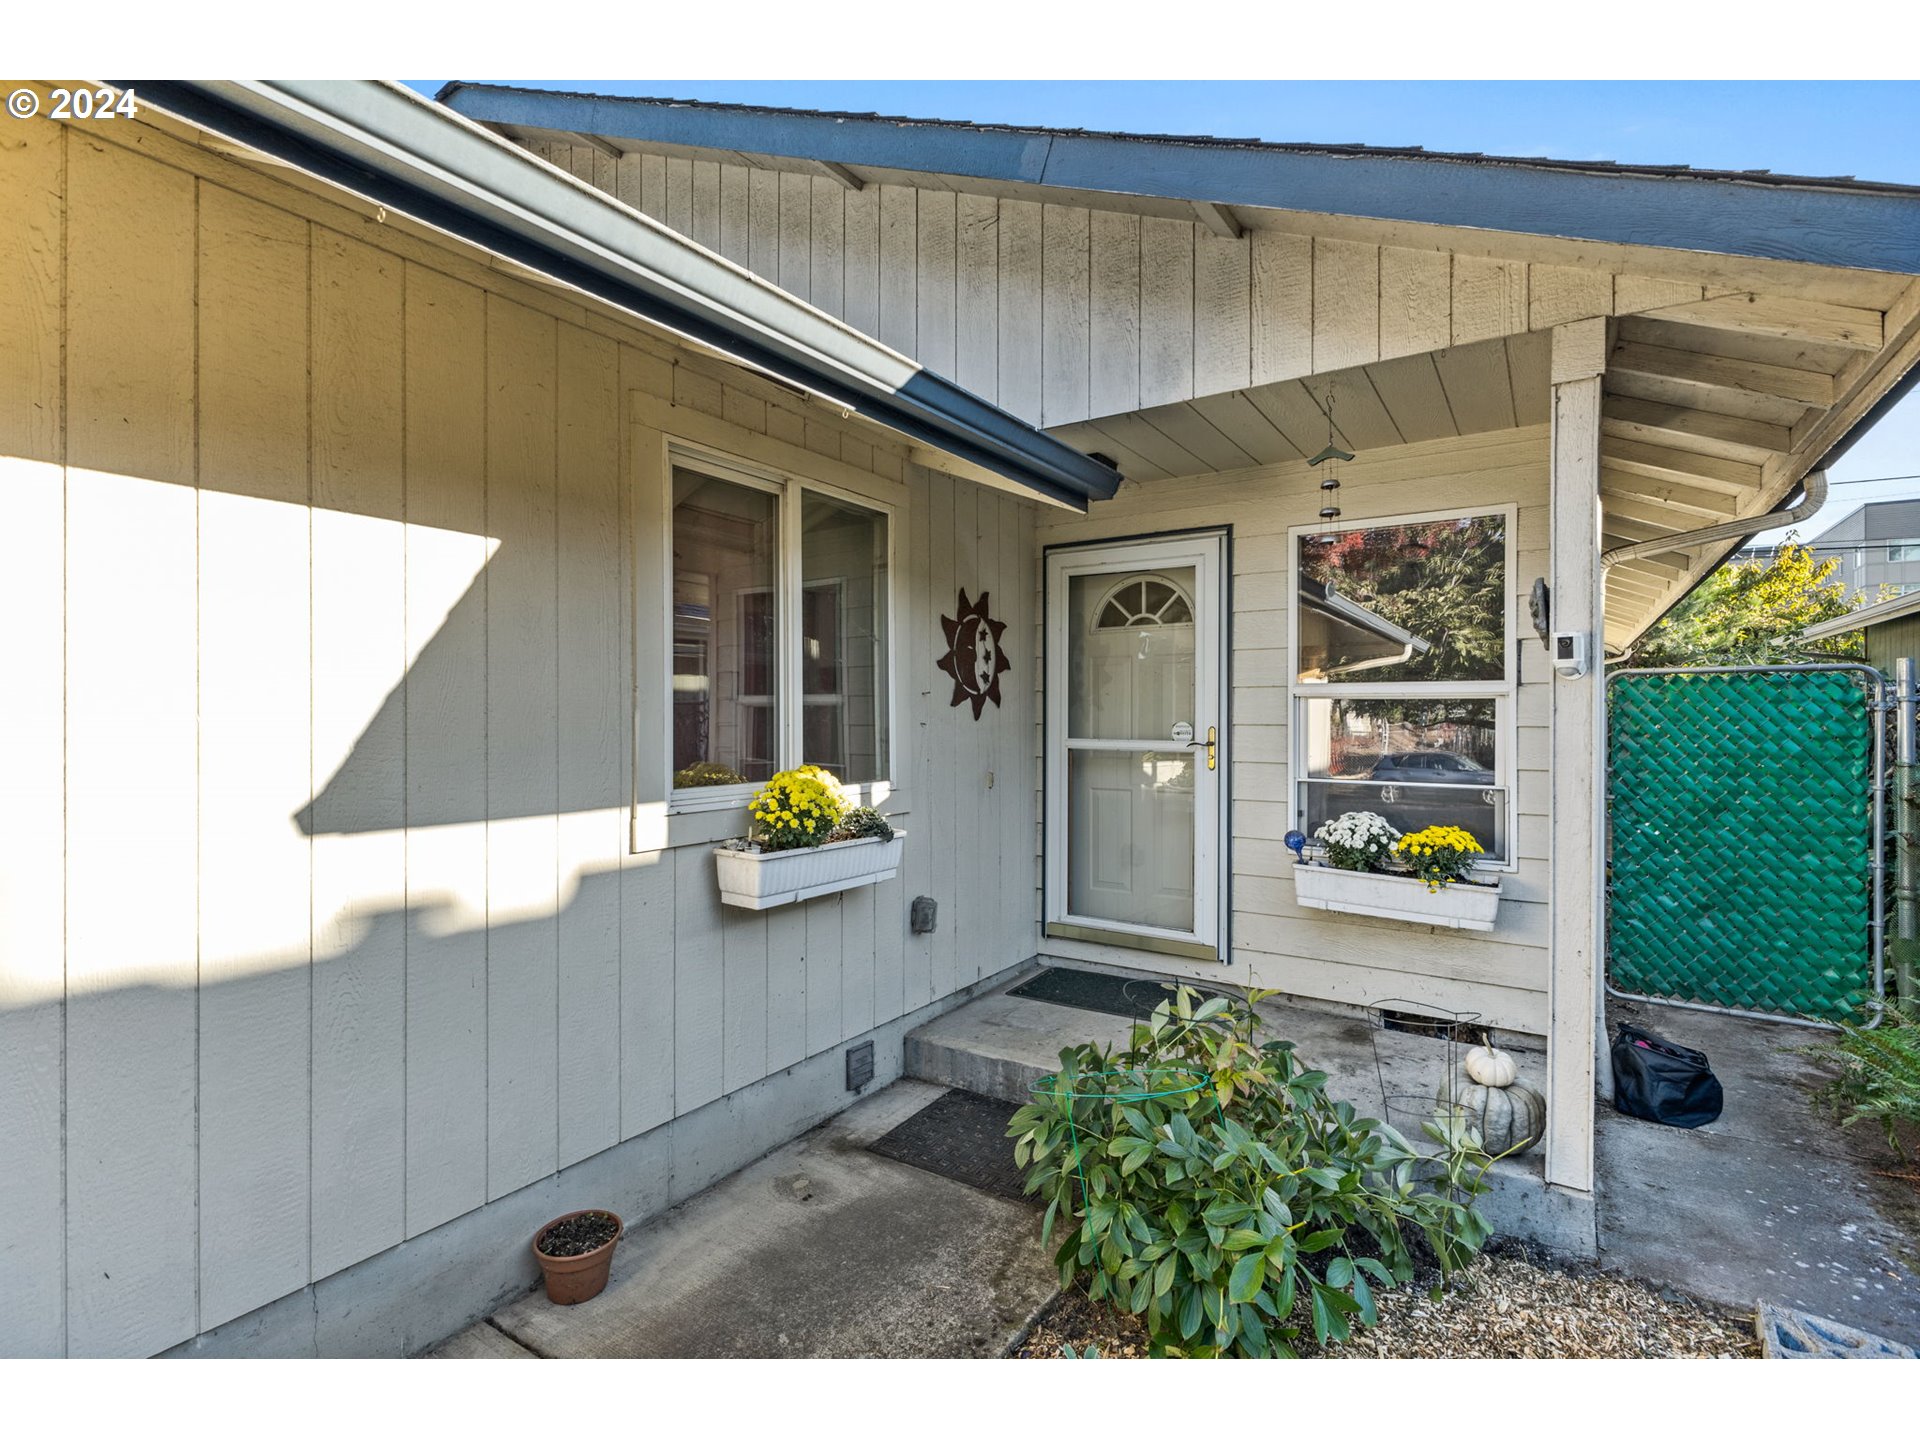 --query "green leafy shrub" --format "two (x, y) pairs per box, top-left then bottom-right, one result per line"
(828, 805), (895, 843)
(1801, 994), (1920, 1156)
(1009, 984), (1491, 1357)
